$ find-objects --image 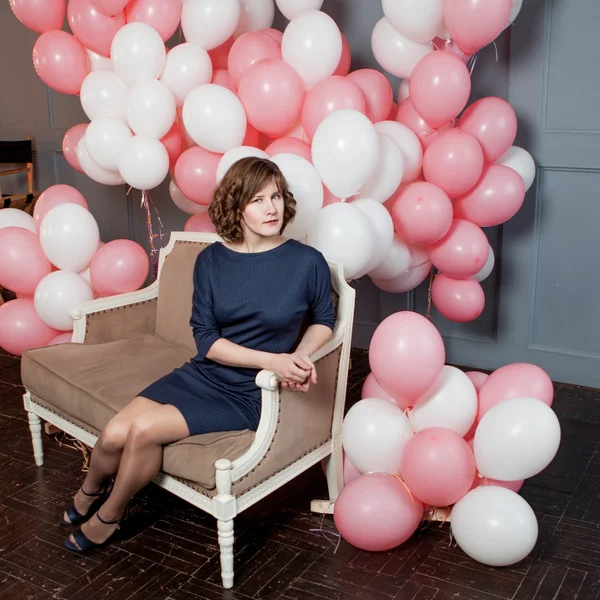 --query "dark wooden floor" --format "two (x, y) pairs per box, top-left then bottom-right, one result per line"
(0, 347), (598, 600)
